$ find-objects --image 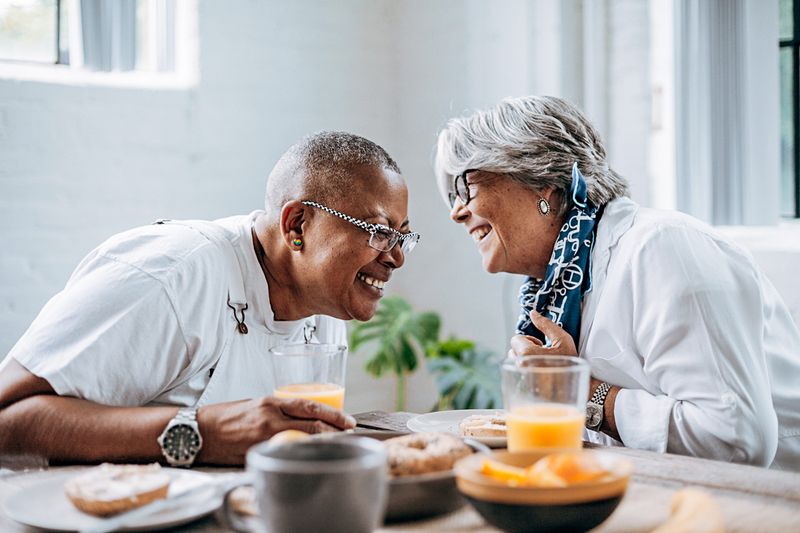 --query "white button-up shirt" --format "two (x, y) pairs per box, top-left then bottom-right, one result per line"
(581, 198), (800, 471)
